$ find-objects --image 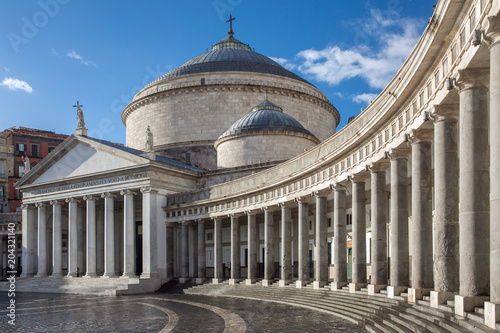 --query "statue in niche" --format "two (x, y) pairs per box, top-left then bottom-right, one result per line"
(22, 155), (31, 172)
(145, 125), (154, 151)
